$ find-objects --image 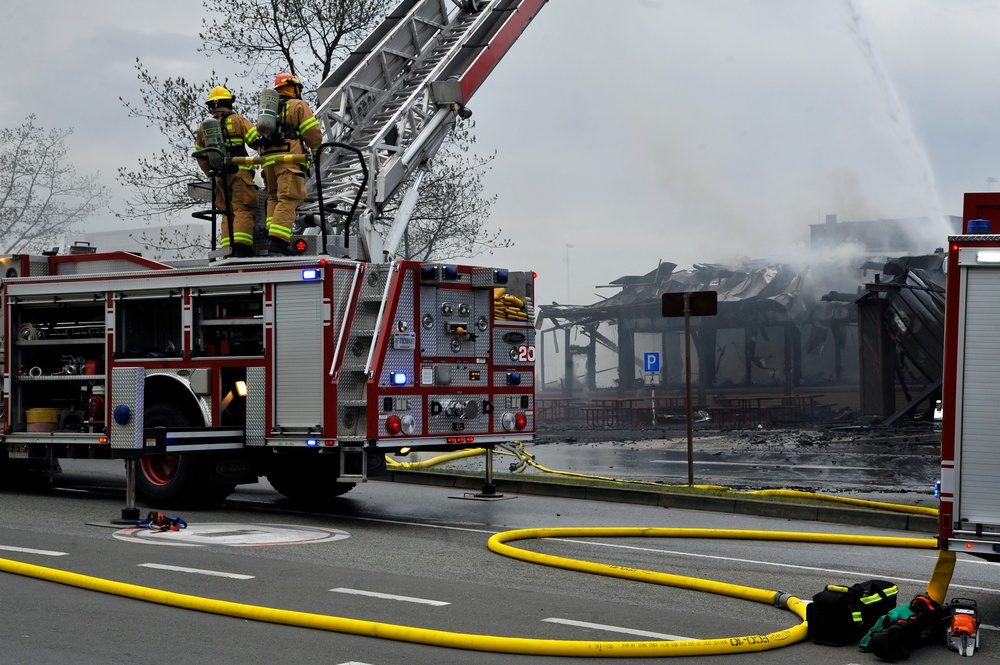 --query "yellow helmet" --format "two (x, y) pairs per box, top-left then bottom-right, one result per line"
(206, 86), (234, 106)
